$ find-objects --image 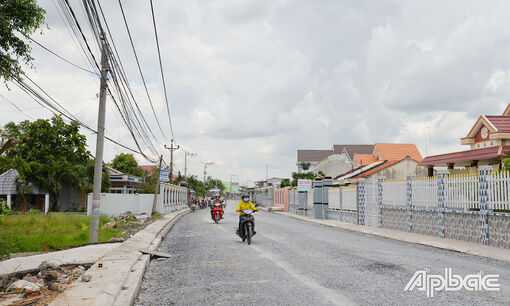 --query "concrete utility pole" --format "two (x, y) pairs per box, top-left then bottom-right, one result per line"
(152, 155), (163, 214)
(203, 161), (213, 186)
(164, 139), (179, 180)
(184, 150), (196, 178)
(90, 35), (109, 243)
